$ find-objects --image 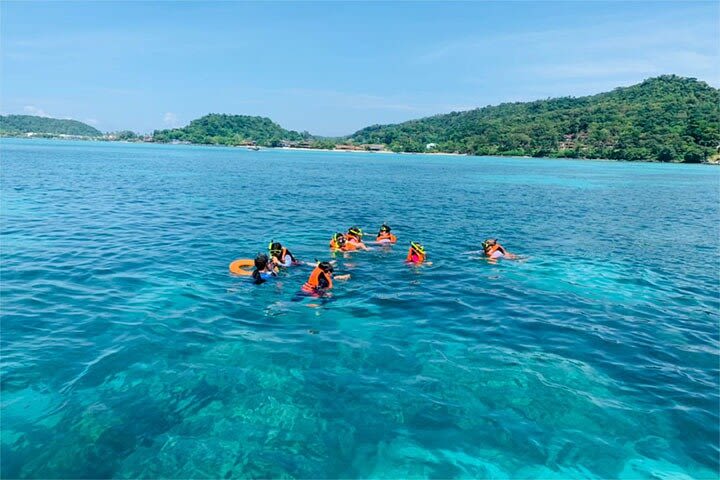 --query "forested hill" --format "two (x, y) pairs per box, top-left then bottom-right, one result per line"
(0, 115), (102, 137)
(349, 75), (720, 162)
(152, 114), (305, 146)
